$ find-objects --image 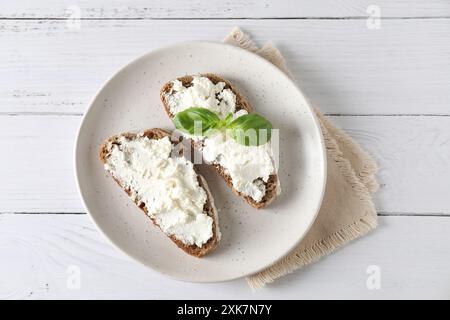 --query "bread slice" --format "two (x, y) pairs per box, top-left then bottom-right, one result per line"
(160, 74), (280, 209)
(99, 128), (220, 257)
